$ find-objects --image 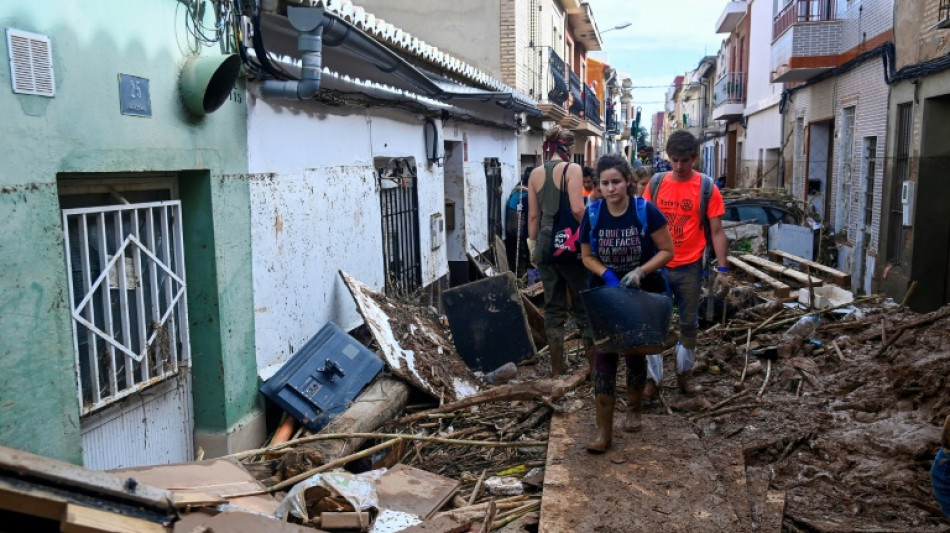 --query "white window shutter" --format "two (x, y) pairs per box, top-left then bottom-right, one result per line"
(6, 28), (55, 97)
